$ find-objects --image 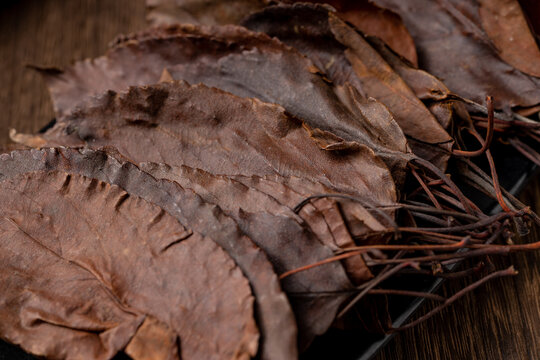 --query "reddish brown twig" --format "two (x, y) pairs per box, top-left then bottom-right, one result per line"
(399, 262), (486, 279)
(485, 149), (513, 212)
(410, 165), (442, 209)
(292, 193), (398, 229)
(337, 262), (415, 318)
(453, 96), (495, 157)
(388, 267), (518, 332)
(287, 288), (446, 302)
(342, 238), (470, 253)
(367, 289), (446, 301)
(509, 137), (540, 167)
(365, 241), (540, 266)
